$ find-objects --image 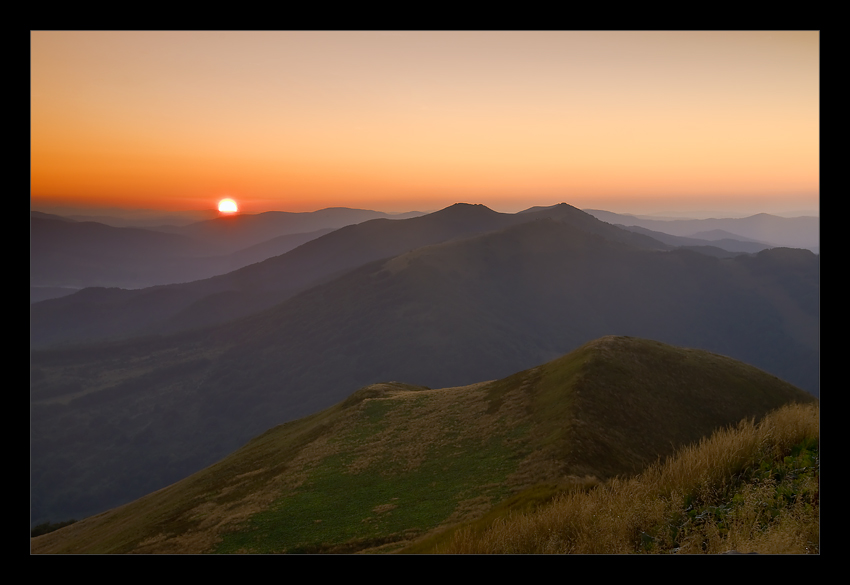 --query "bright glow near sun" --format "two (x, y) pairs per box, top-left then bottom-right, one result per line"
(218, 198), (238, 213)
